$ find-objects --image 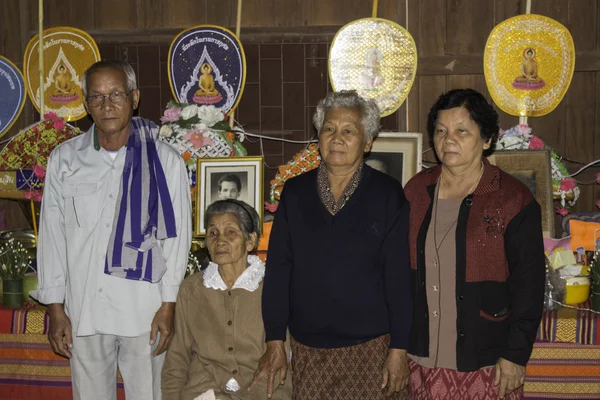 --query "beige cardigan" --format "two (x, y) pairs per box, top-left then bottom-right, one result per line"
(162, 271), (292, 400)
